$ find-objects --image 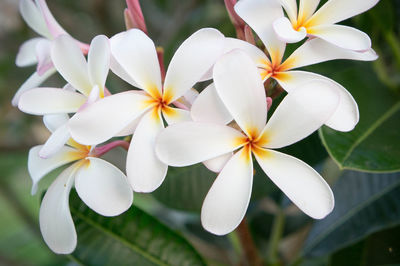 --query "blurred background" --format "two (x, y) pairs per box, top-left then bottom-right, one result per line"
(0, 0), (399, 265)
